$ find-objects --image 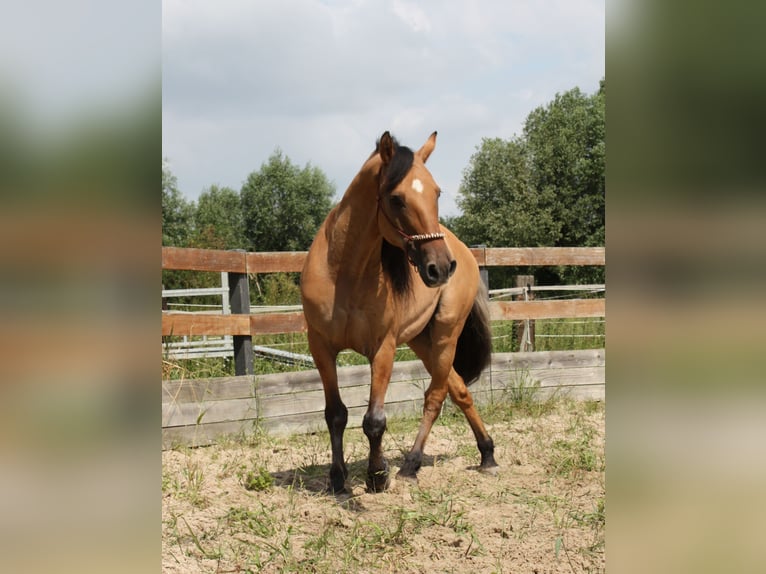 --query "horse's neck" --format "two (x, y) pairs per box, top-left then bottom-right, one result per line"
(325, 163), (383, 273)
